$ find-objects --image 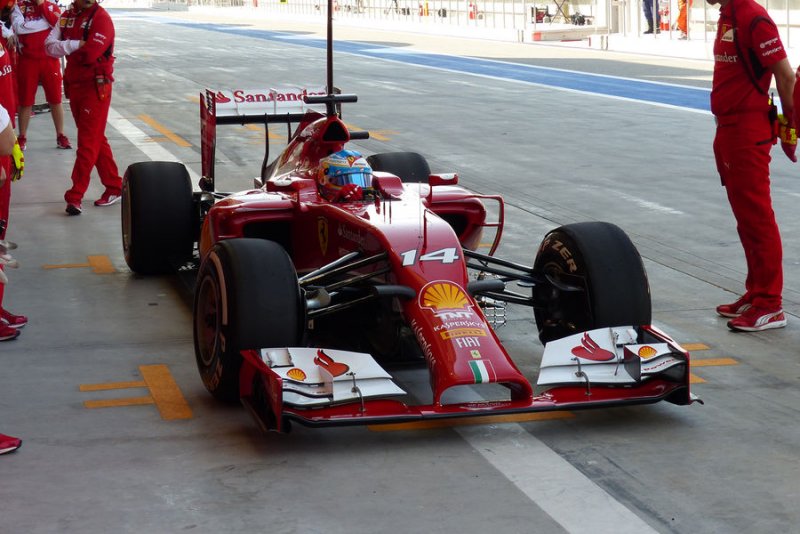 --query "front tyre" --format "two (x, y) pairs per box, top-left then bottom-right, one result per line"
(122, 161), (194, 274)
(193, 239), (303, 403)
(533, 222), (651, 345)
